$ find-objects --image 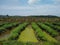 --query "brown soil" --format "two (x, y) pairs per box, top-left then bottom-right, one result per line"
(55, 35), (60, 41)
(0, 25), (19, 40)
(0, 29), (11, 40)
